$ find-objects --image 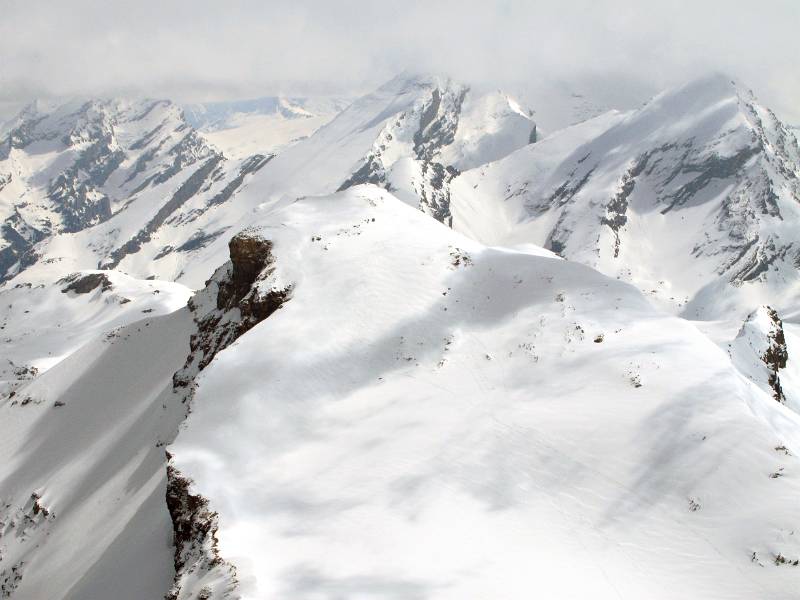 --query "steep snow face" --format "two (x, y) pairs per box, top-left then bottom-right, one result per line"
(184, 96), (351, 159)
(0, 306), (194, 600)
(169, 185), (800, 600)
(0, 267), (191, 600)
(451, 74), (800, 319)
